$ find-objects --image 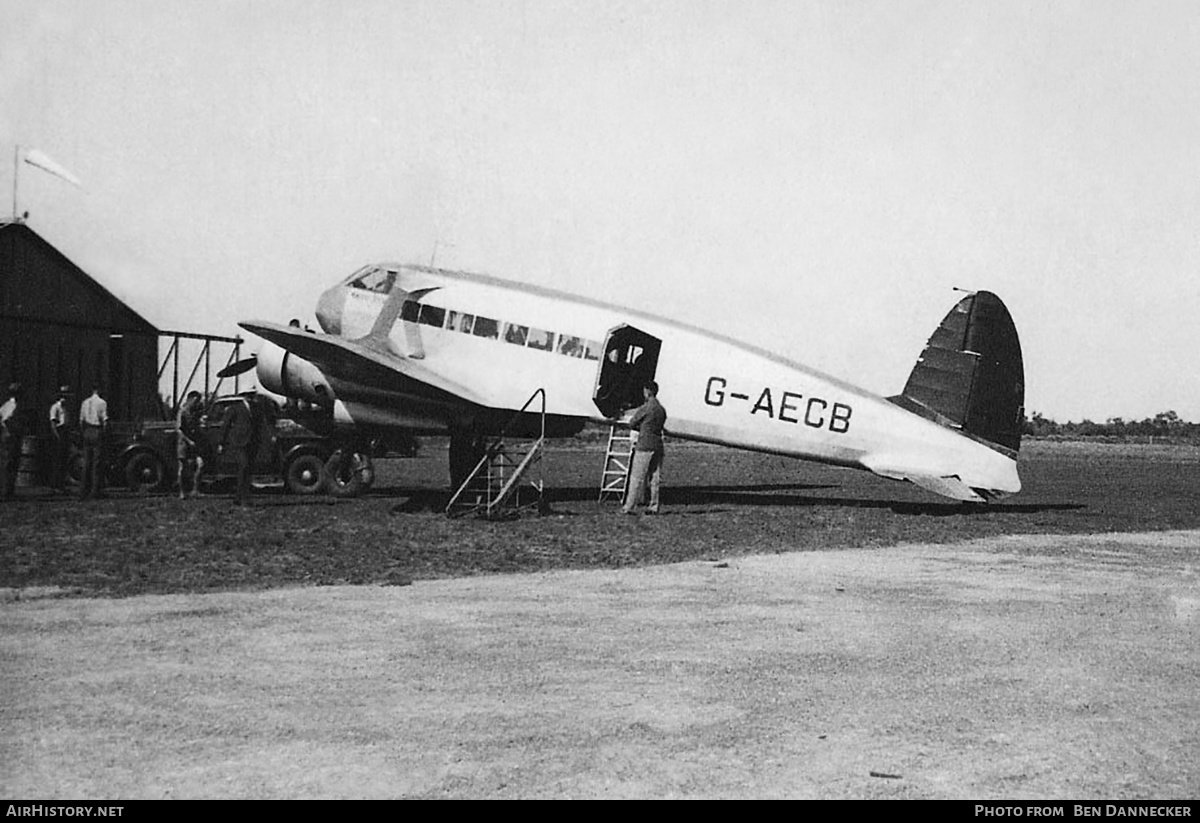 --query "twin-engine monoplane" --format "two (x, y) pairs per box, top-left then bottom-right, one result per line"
(230, 263), (1024, 501)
